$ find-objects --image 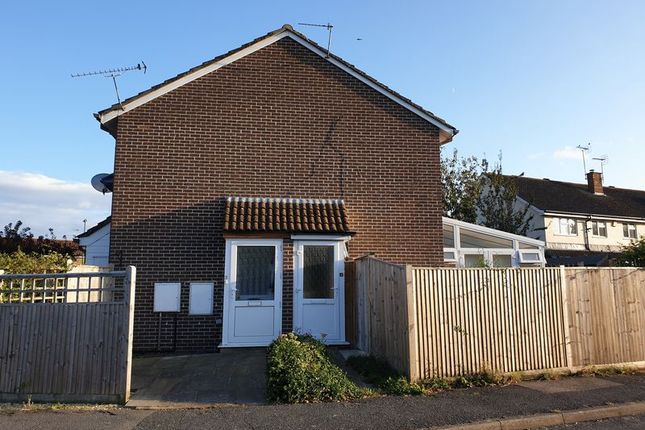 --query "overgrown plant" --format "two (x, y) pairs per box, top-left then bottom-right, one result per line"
(266, 333), (364, 403)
